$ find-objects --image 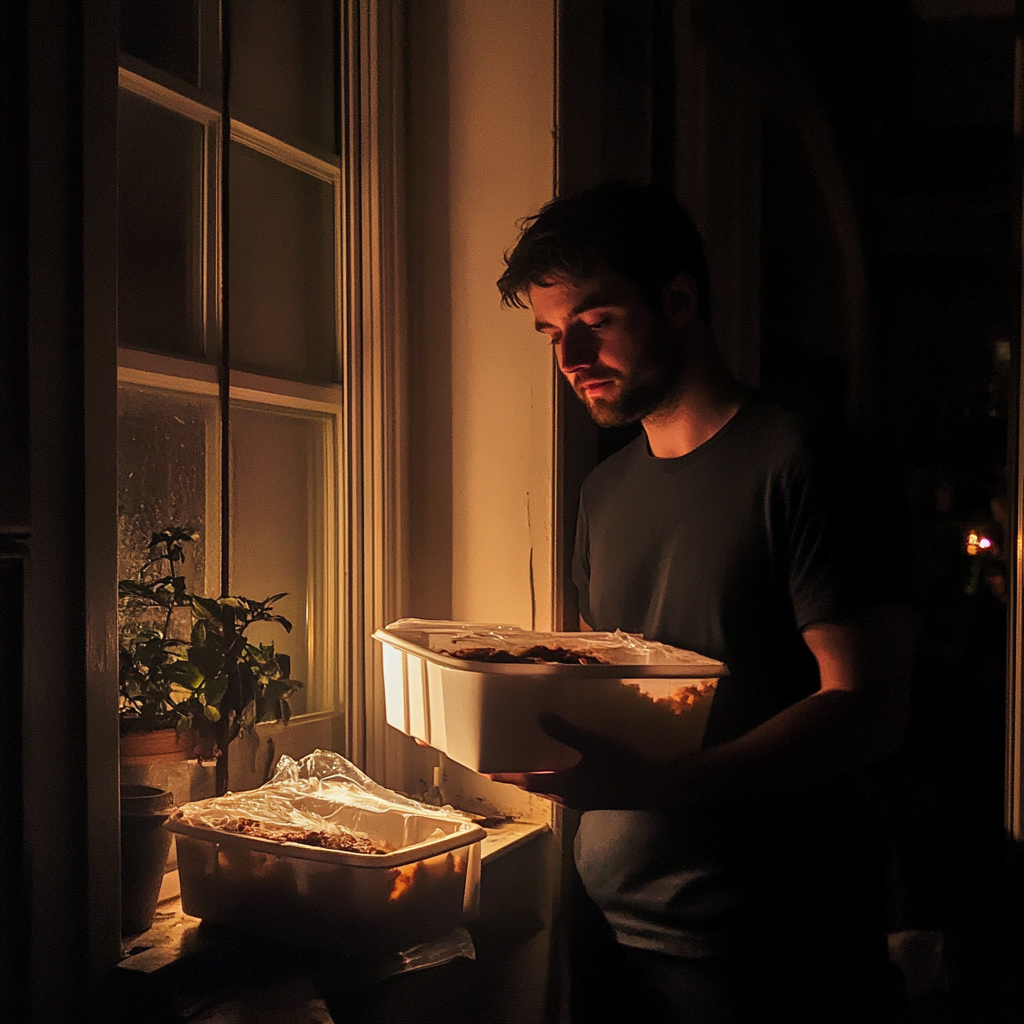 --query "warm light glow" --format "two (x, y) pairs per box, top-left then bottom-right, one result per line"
(966, 530), (994, 556)
(388, 862), (419, 901)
